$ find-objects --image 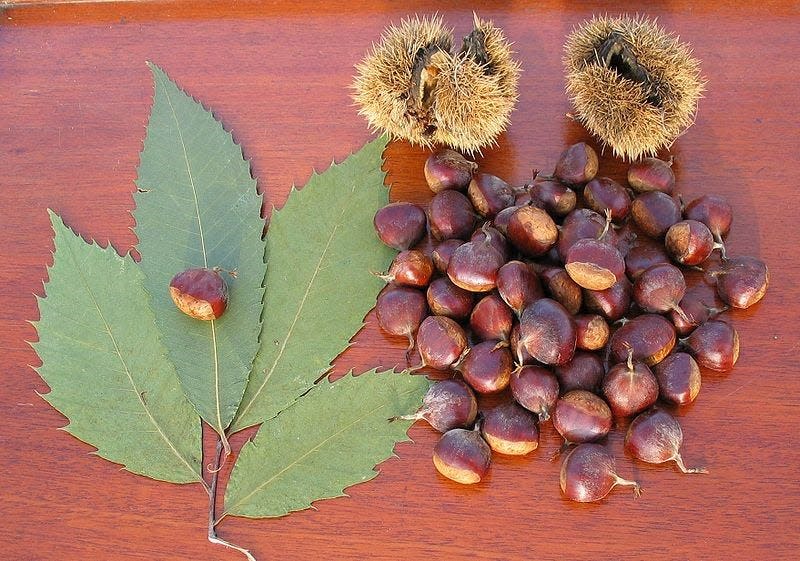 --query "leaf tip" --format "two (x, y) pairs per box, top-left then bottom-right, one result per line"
(45, 208), (64, 231)
(146, 60), (165, 76)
